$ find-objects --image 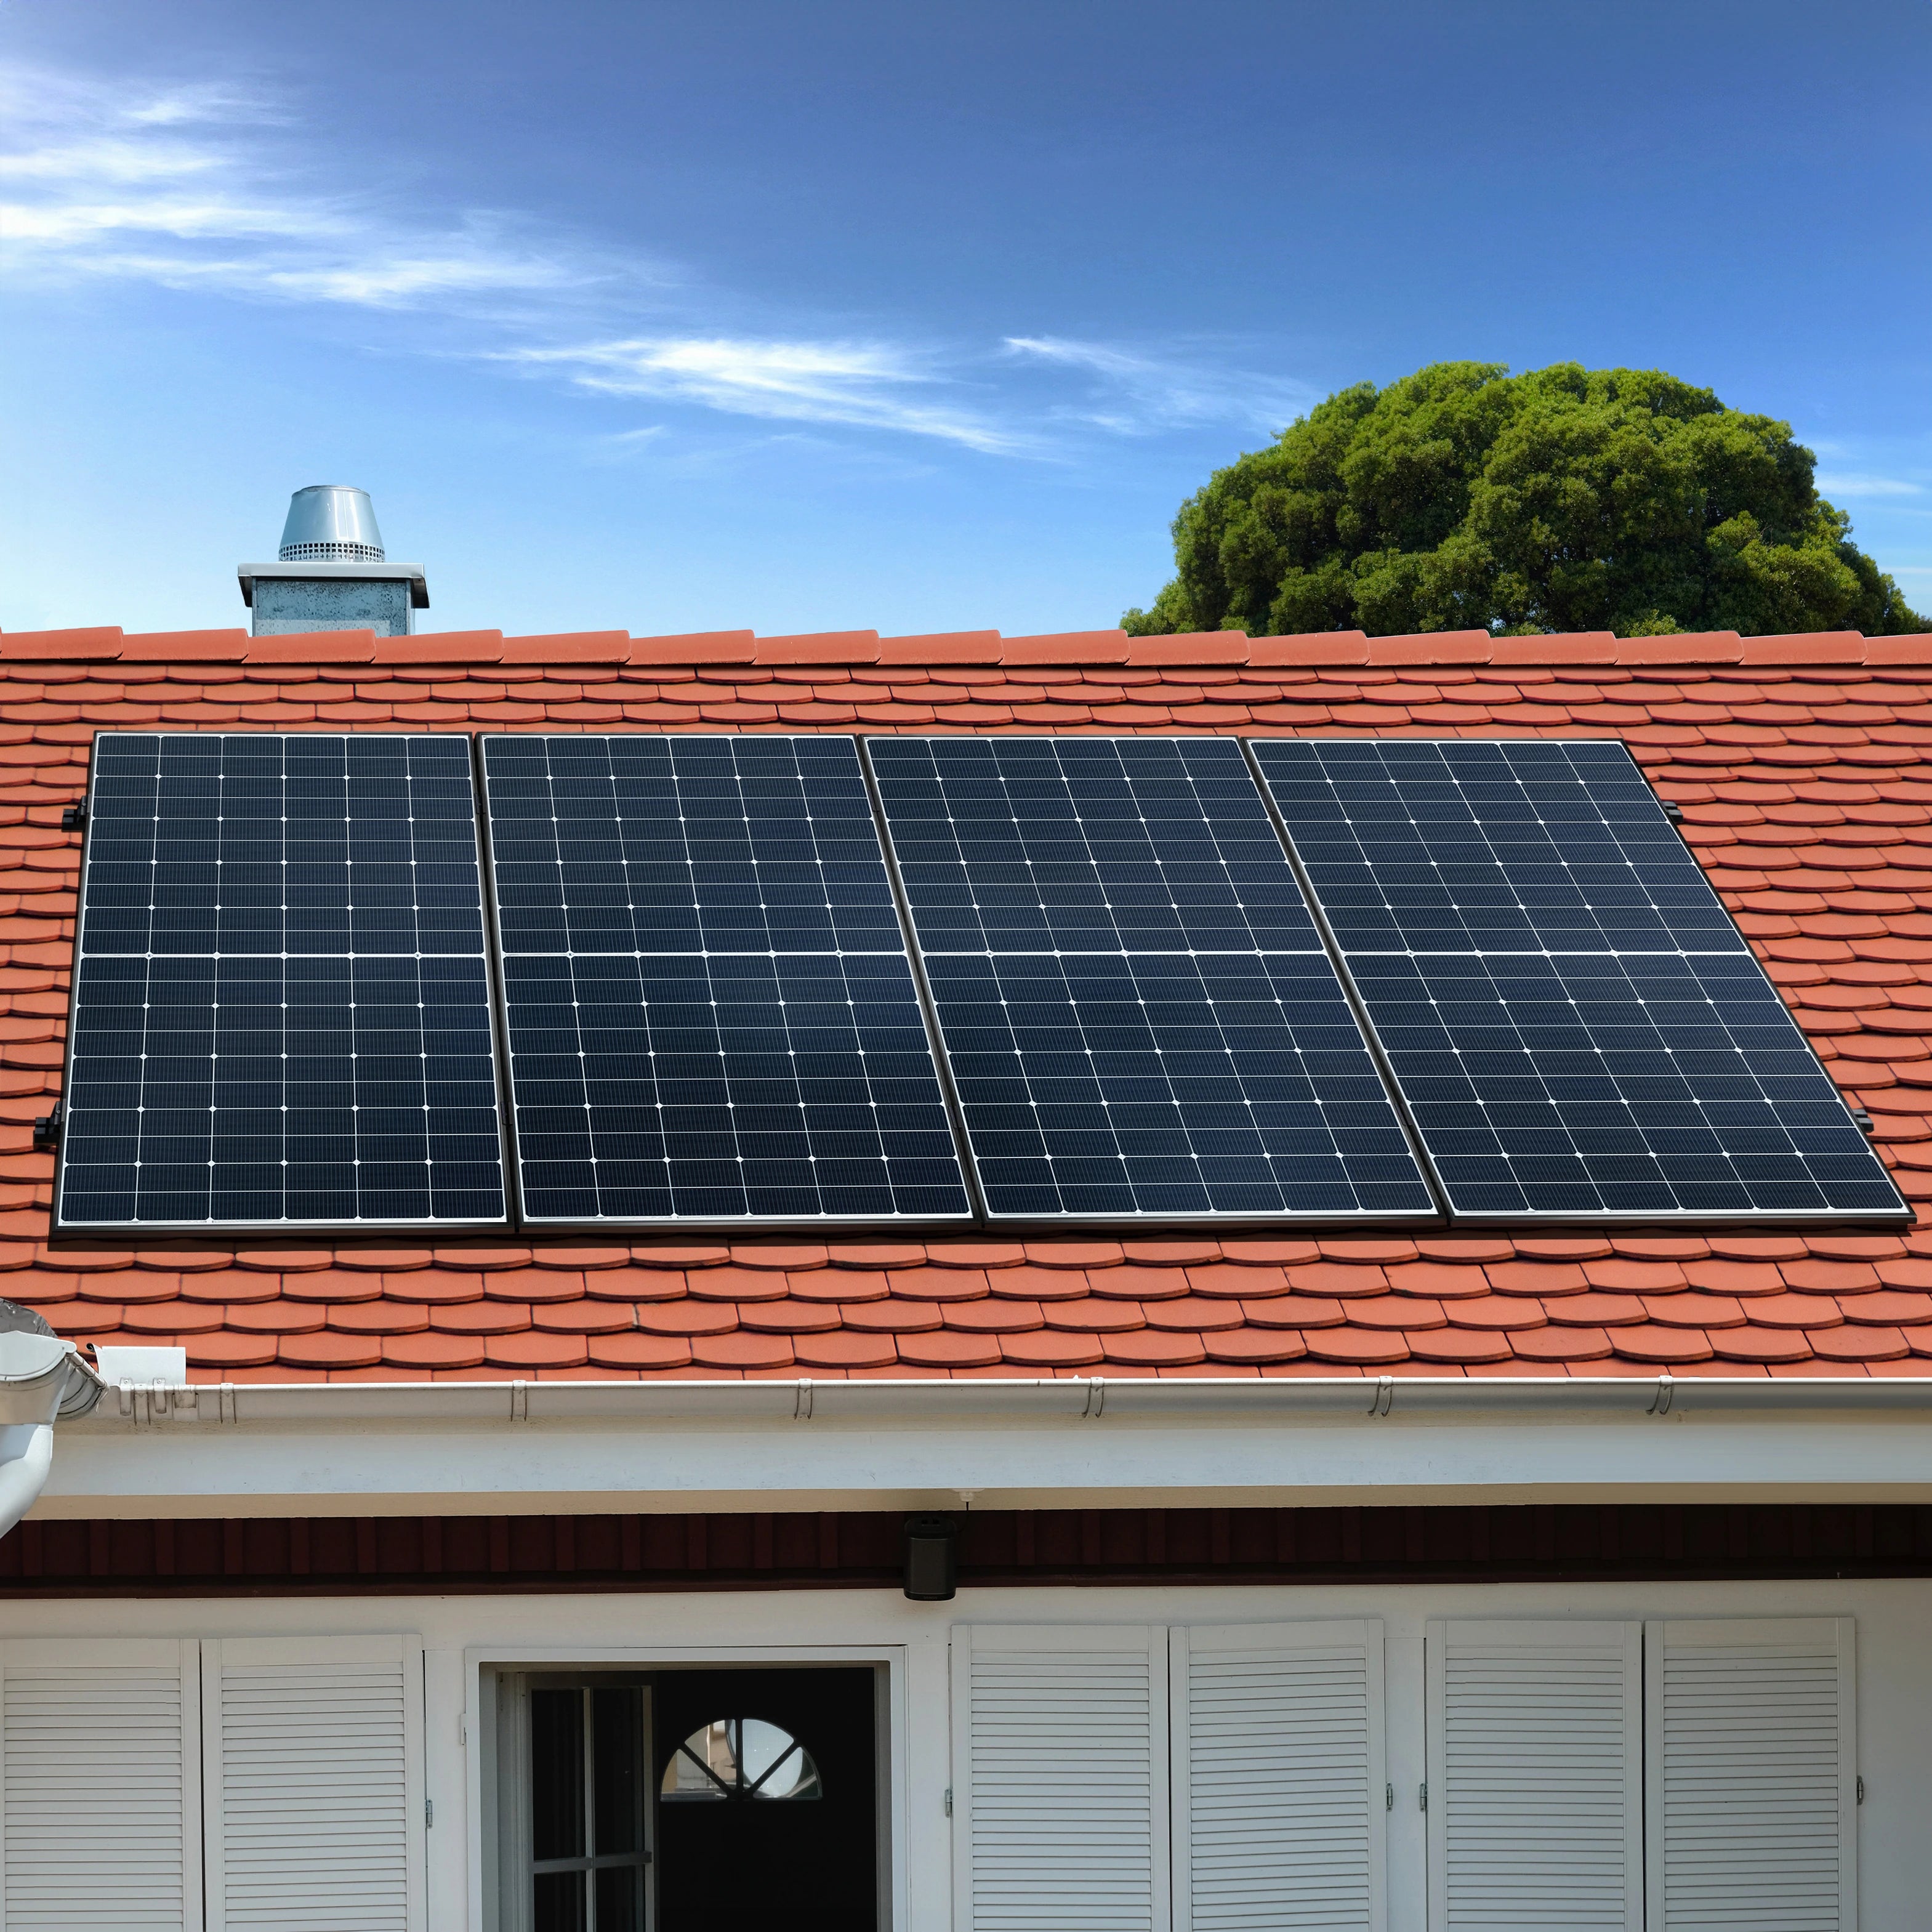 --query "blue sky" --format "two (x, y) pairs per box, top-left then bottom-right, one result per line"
(2, 0), (1929, 640)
